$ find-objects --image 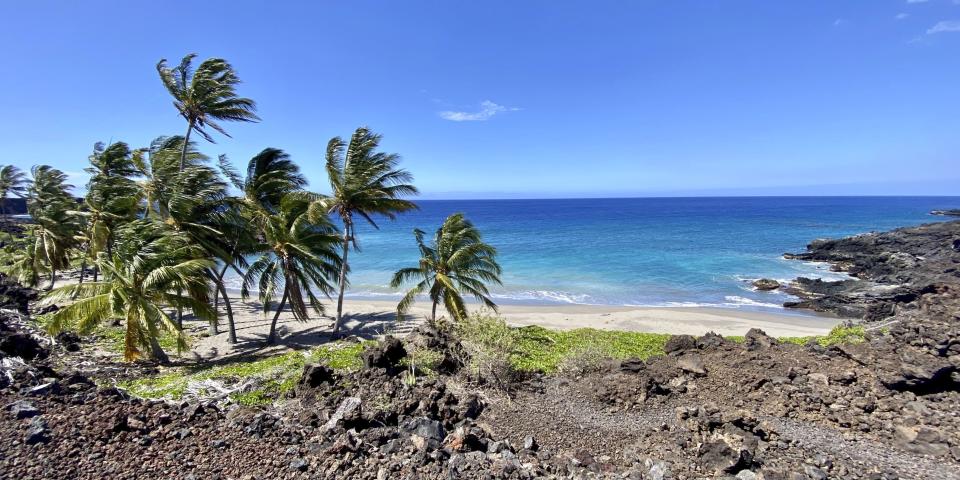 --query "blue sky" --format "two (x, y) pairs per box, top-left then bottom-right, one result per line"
(2, 0), (959, 198)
